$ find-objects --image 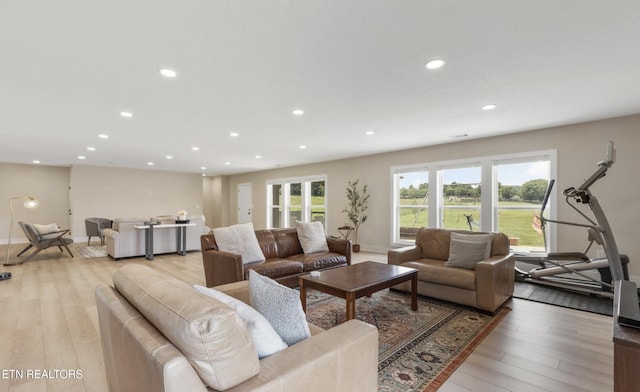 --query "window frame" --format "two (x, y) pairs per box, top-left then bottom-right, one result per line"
(437, 162), (482, 231)
(391, 150), (557, 252)
(391, 165), (429, 243)
(266, 175), (327, 229)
